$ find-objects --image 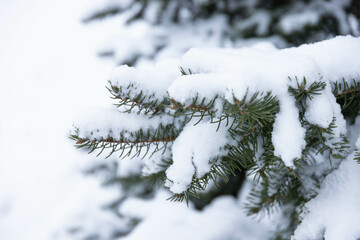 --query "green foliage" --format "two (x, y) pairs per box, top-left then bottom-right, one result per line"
(333, 78), (360, 123)
(70, 119), (182, 159)
(288, 76), (326, 102)
(107, 81), (171, 115)
(354, 149), (360, 164)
